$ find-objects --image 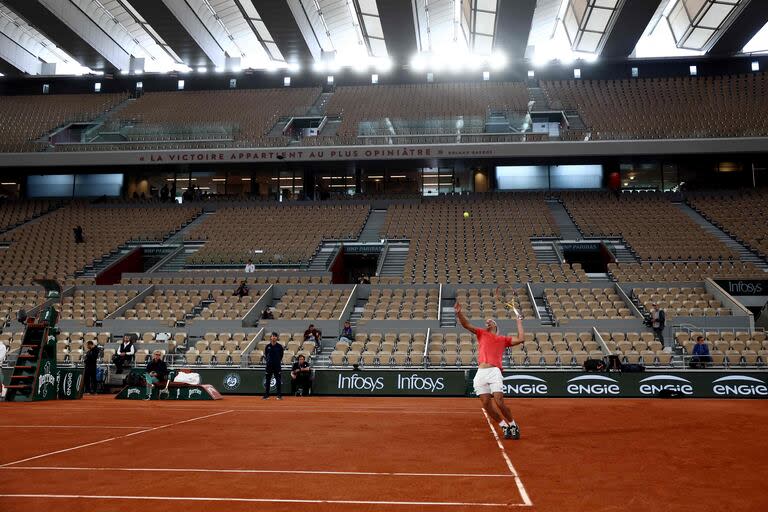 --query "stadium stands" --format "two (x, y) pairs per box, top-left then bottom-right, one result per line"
(325, 82), (530, 140)
(687, 189), (768, 260)
(109, 88), (320, 147)
(383, 194), (586, 283)
(561, 191), (737, 261)
(544, 287), (634, 321)
(186, 204), (369, 265)
(542, 74), (768, 140)
(0, 200), (59, 233)
(0, 204), (200, 285)
(0, 93), (128, 152)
